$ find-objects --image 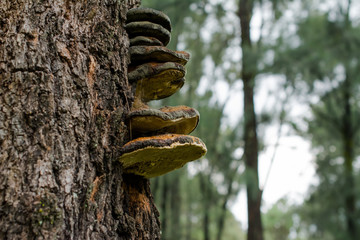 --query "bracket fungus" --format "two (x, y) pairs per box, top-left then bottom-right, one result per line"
(130, 46), (190, 66)
(120, 7), (207, 178)
(129, 106), (199, 136)
(119, 134), (206, 178)
(129, 62), (186, 102)
(126, 7), (172, 32)
(128, 61), (185, 83)
(126, 21), (171, 46)
(130, 36), (164, 47)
